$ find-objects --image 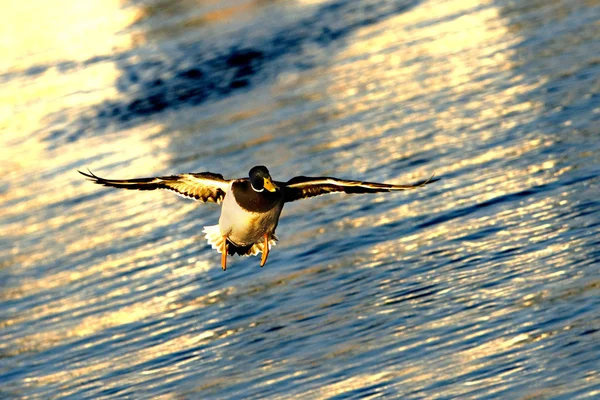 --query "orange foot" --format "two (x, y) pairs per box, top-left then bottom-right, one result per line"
(260, 233), (270, 267)
(221, 236), (228, 271)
